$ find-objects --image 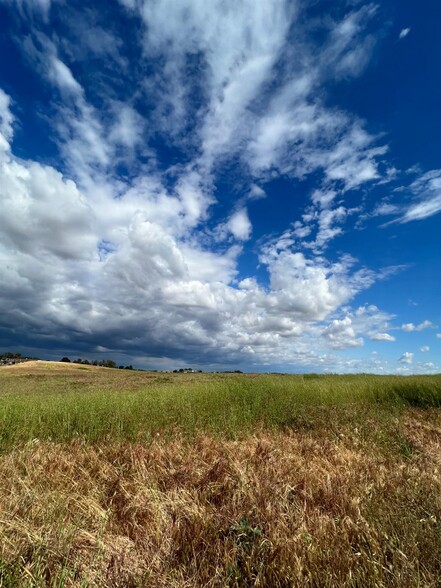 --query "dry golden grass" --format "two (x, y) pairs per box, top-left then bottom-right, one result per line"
(0, 361), (94, 372)
(0, 409), (440, 587)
